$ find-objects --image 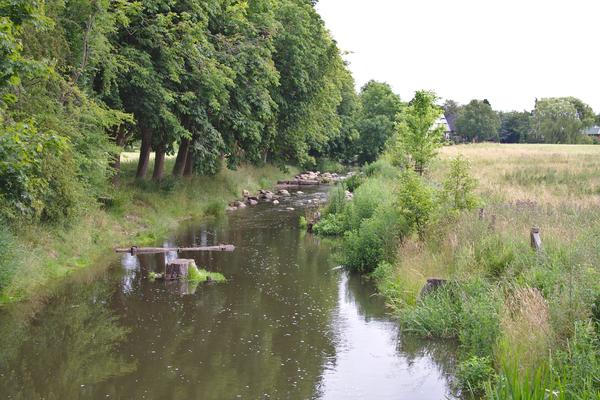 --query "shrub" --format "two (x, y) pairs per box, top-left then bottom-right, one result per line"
(343, 173), (363, 192)
(344, 177), (393, 230)
(324, 185), (347, 216)
(396, 170), (436, 238)
(342, 205), (407, 273)
(313, 213), (345, 236)
(456, 355), (495, 394)
(440, 155), (480, 213)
